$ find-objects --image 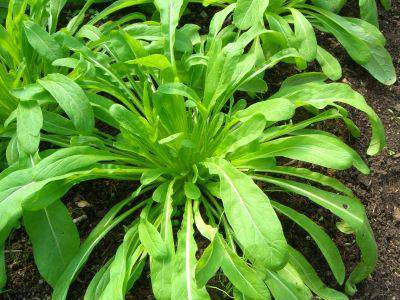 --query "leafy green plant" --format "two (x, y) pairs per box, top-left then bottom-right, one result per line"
(201, 0), (396, 85)
(0, 0), (387, 299)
